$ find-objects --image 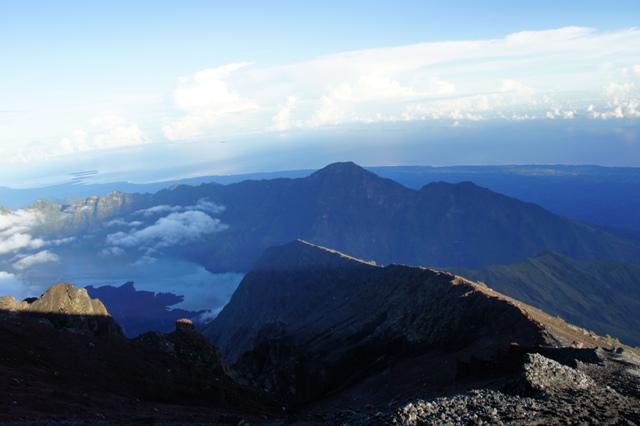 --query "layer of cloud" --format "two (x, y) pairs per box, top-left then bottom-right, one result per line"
(163, 63), (259, 140)
(135, 198), (226, 218)
(56, 116), (152, 155)
(587, 82), (640, 119)
(0, 209), (40, 235)
(12, 250), (60, 270)
(106, 210), (228, 250)
(0, 210), (45, 255)
(1, 27), (638, 176)
(160, 27), (640, 139)
(2, 117), (152, 165)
